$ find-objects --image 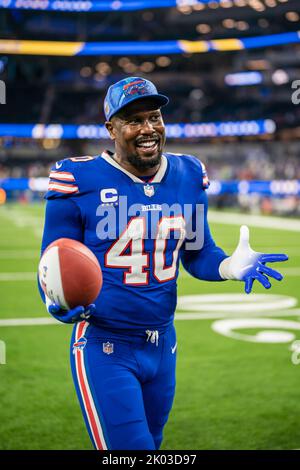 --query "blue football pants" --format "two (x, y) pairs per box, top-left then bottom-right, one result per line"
(70, 321), (177, 450)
